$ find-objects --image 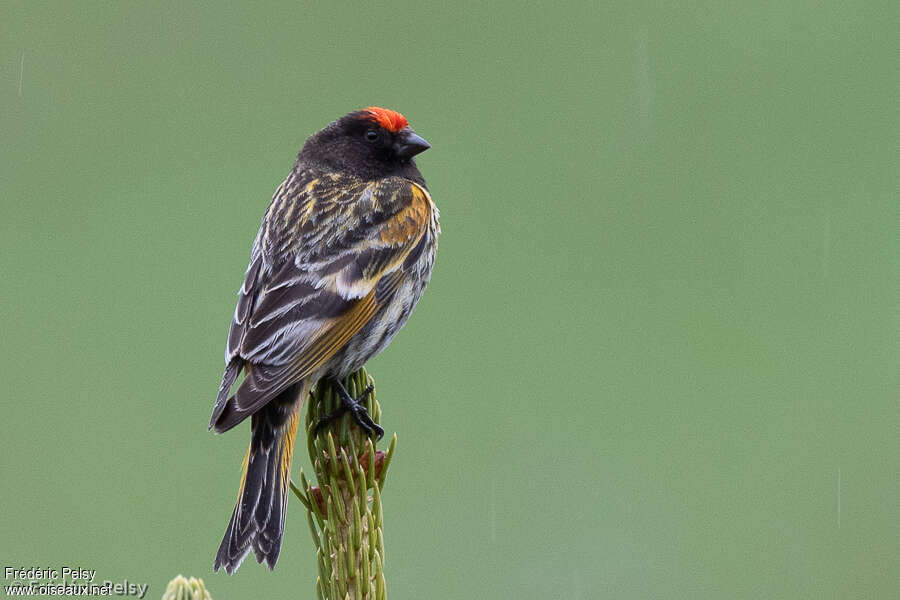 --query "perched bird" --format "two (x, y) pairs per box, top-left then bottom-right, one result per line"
(209, 107), (439, 574)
